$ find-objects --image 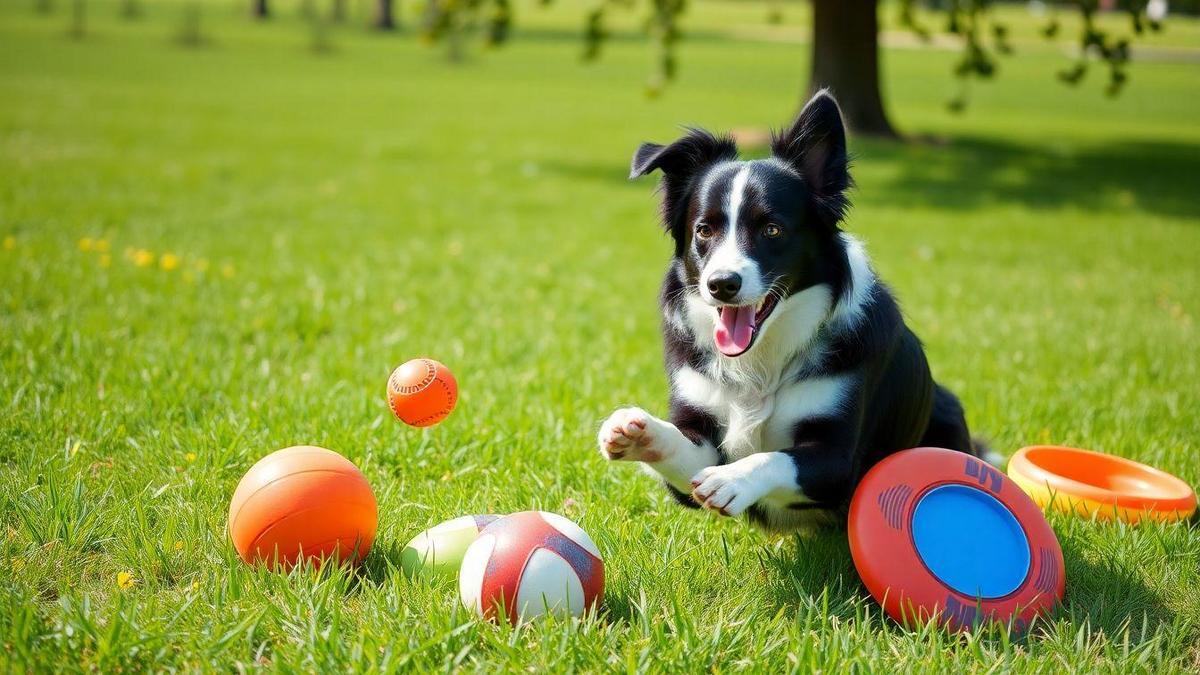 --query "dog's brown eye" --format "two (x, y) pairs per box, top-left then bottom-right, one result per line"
(764, 224), (783, 238)
(695, 223), (714, 240)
